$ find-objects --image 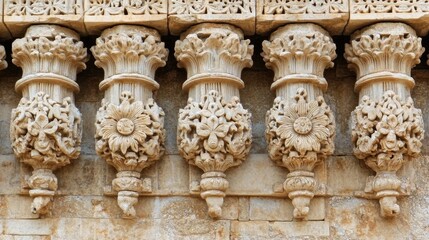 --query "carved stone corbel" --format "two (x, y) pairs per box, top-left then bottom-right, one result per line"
(345, 23), (425, 218)
(262, 24), (336, 220)
(91, 25), (168, 218)
(10, 25), (88, 215)
(175, 23), (253, 219)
